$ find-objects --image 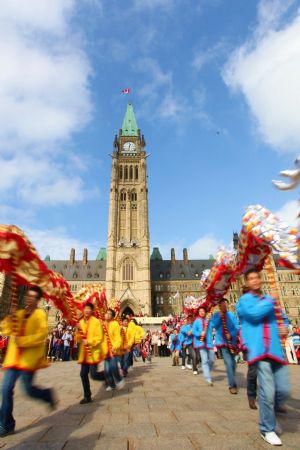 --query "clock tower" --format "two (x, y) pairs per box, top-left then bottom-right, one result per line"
(105, 103), (152, 315)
